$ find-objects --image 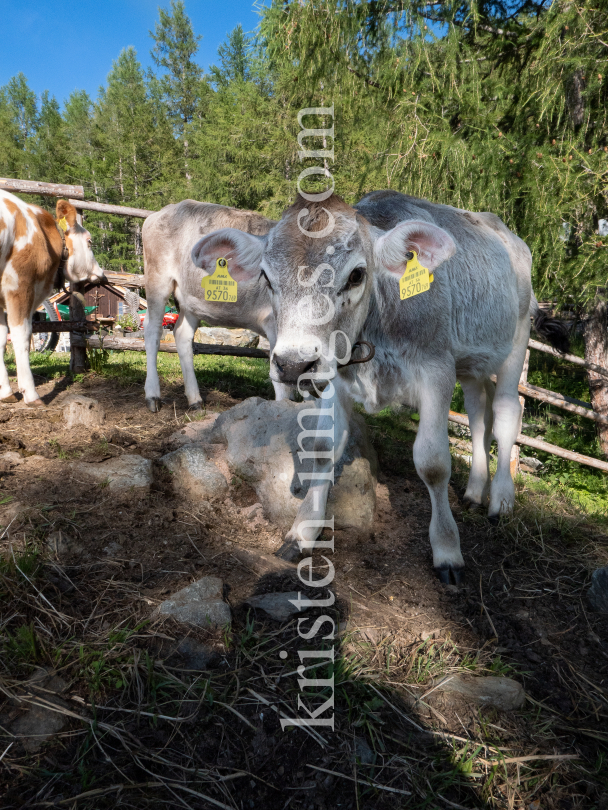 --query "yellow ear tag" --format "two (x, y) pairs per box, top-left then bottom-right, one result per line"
(57, 217), (68, 232)
(201, 257), (237, 303)
(399, 251), (434, 300)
